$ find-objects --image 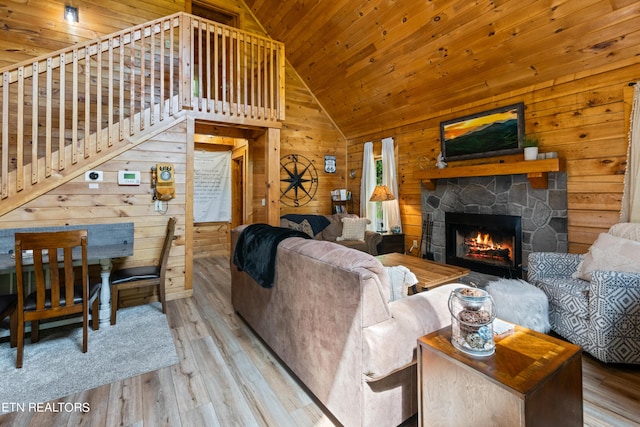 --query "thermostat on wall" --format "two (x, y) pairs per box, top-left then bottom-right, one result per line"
(118, 170), (141, 185)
